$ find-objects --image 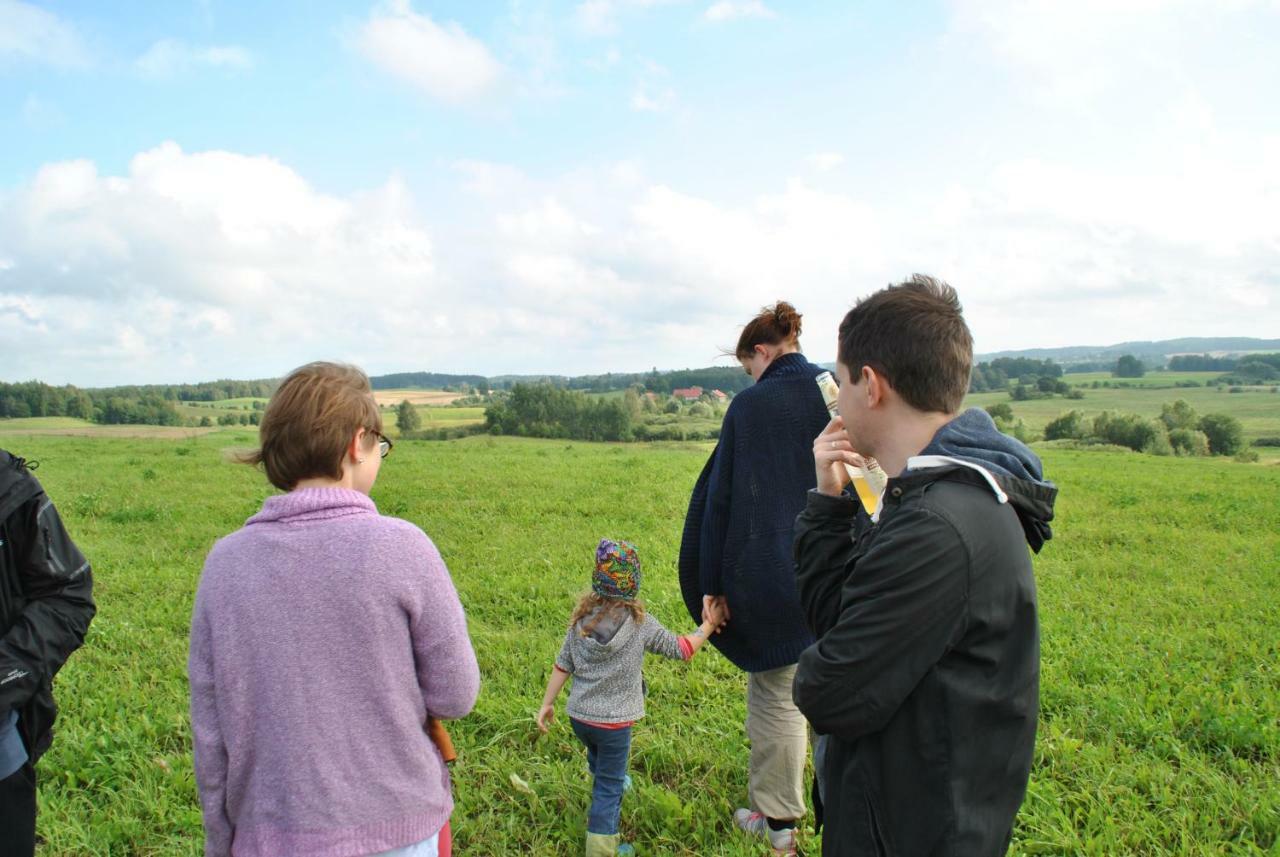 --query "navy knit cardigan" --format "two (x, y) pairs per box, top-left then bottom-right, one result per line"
(678, 352), (831, 673)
